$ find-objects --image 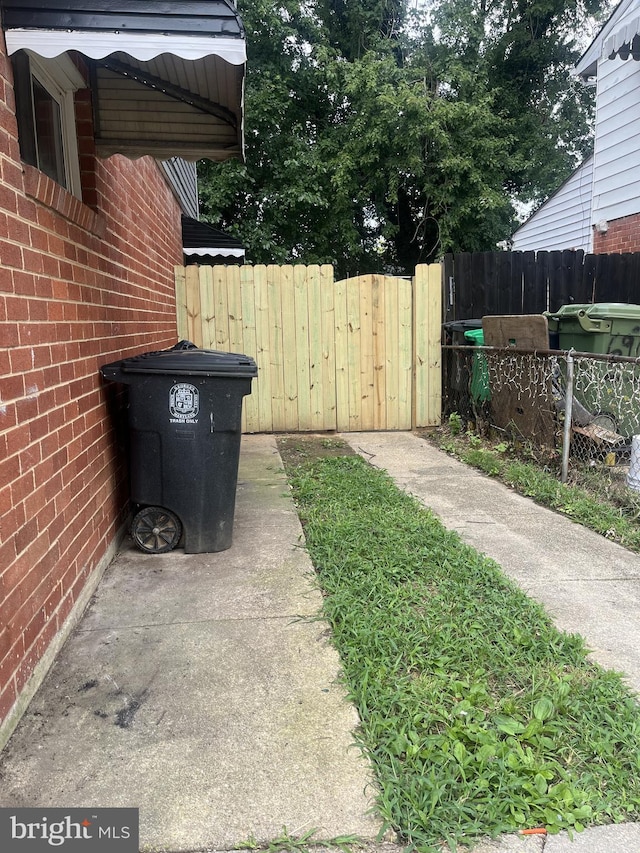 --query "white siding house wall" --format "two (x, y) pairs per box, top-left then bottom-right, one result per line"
(591, 48), (640, 224)
(513, 0), (640, 252)
(511, 157), (593, 252)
